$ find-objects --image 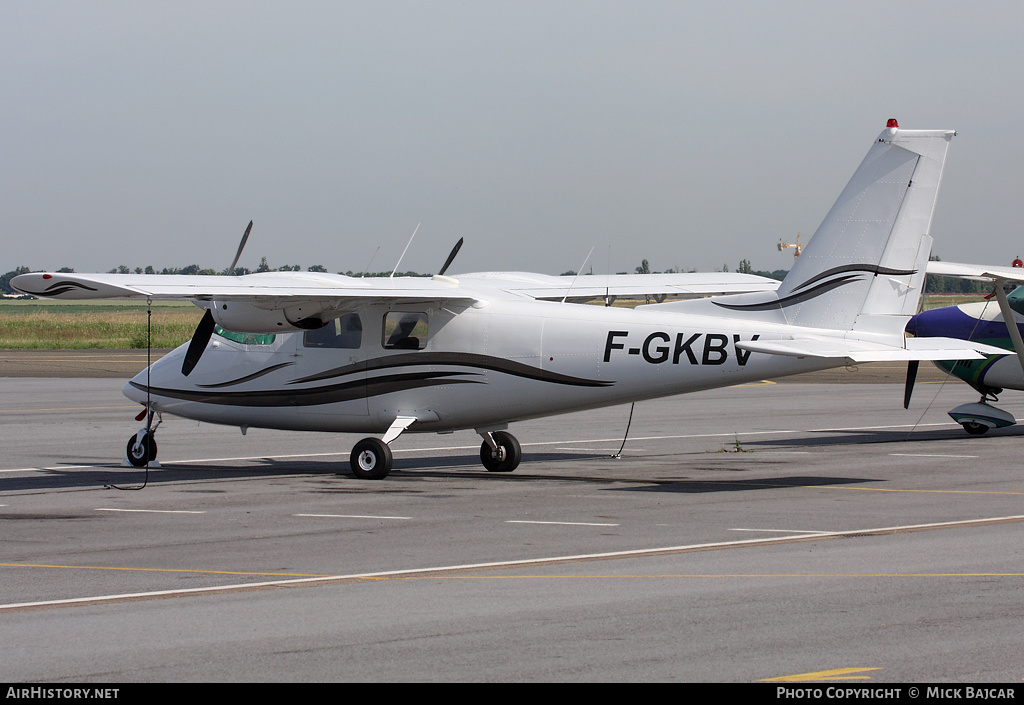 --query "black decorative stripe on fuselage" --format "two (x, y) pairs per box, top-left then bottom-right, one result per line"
(132, 371), (481, 407)
(196, 362), (296, 389)
(287, 351), (614, 388)
(712, 264), (916, 312)
(18, 281), (99, 297)
(135, 352), (614, 407)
